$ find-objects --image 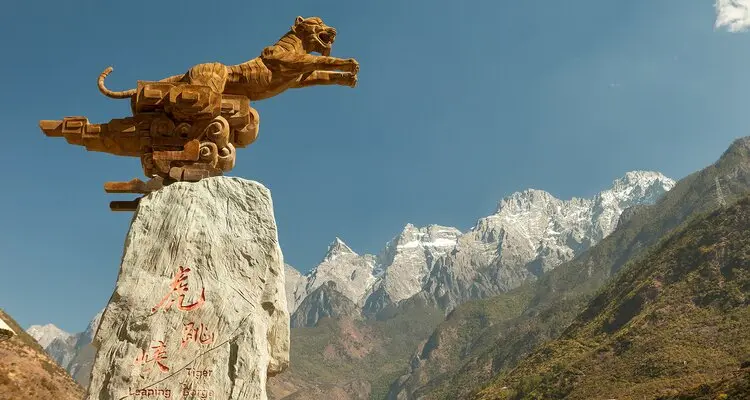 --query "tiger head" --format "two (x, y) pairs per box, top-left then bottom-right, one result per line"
(292, 16), (337, 57)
